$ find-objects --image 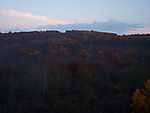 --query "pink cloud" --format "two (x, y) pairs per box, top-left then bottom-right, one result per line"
(128, 26), (150, 34)
(0, 9), (70, 31)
